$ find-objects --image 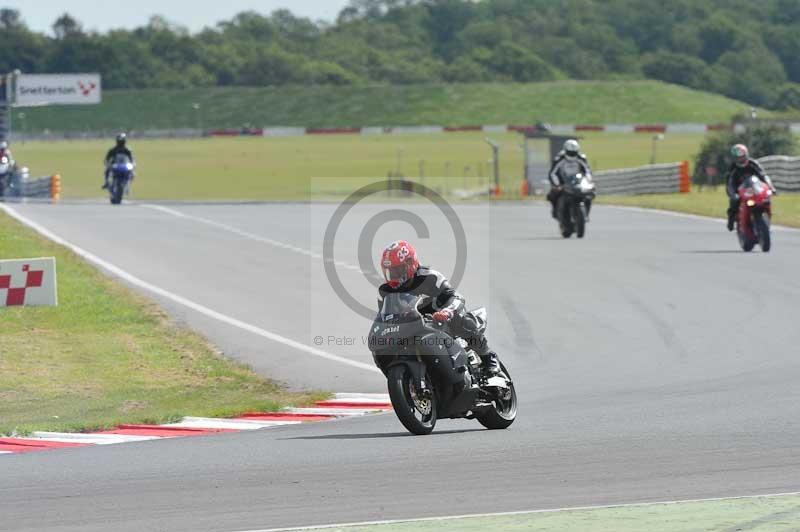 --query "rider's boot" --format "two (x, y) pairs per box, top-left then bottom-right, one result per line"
(727, 212), (735, 232)
(460, 312), (501, 376)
